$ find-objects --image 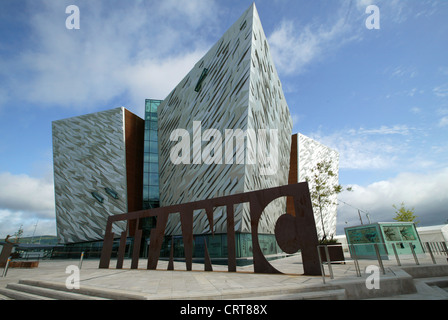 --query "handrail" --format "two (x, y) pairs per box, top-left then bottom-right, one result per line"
(317, 241), (448, 284)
